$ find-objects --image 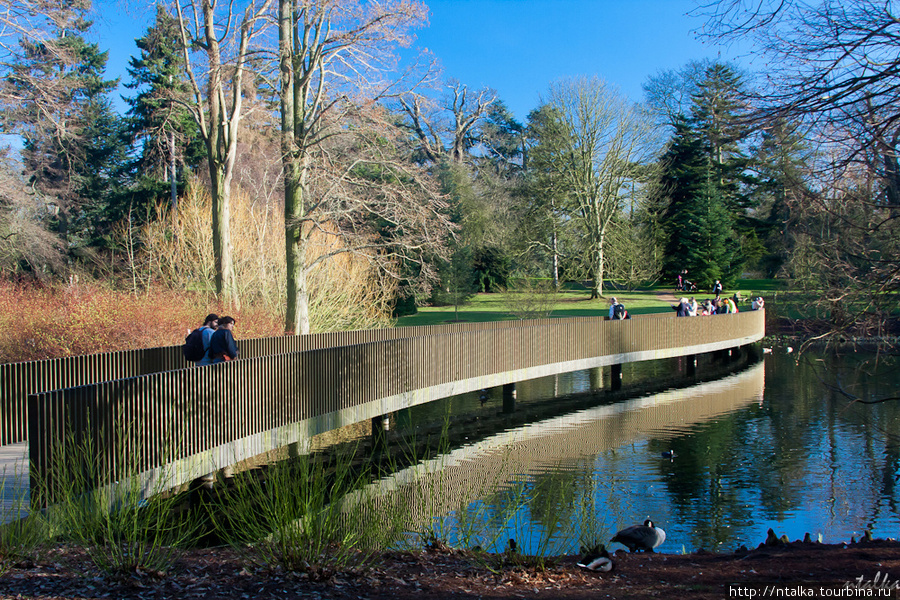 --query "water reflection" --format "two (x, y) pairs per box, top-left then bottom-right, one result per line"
(372, 348), (900, 555)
